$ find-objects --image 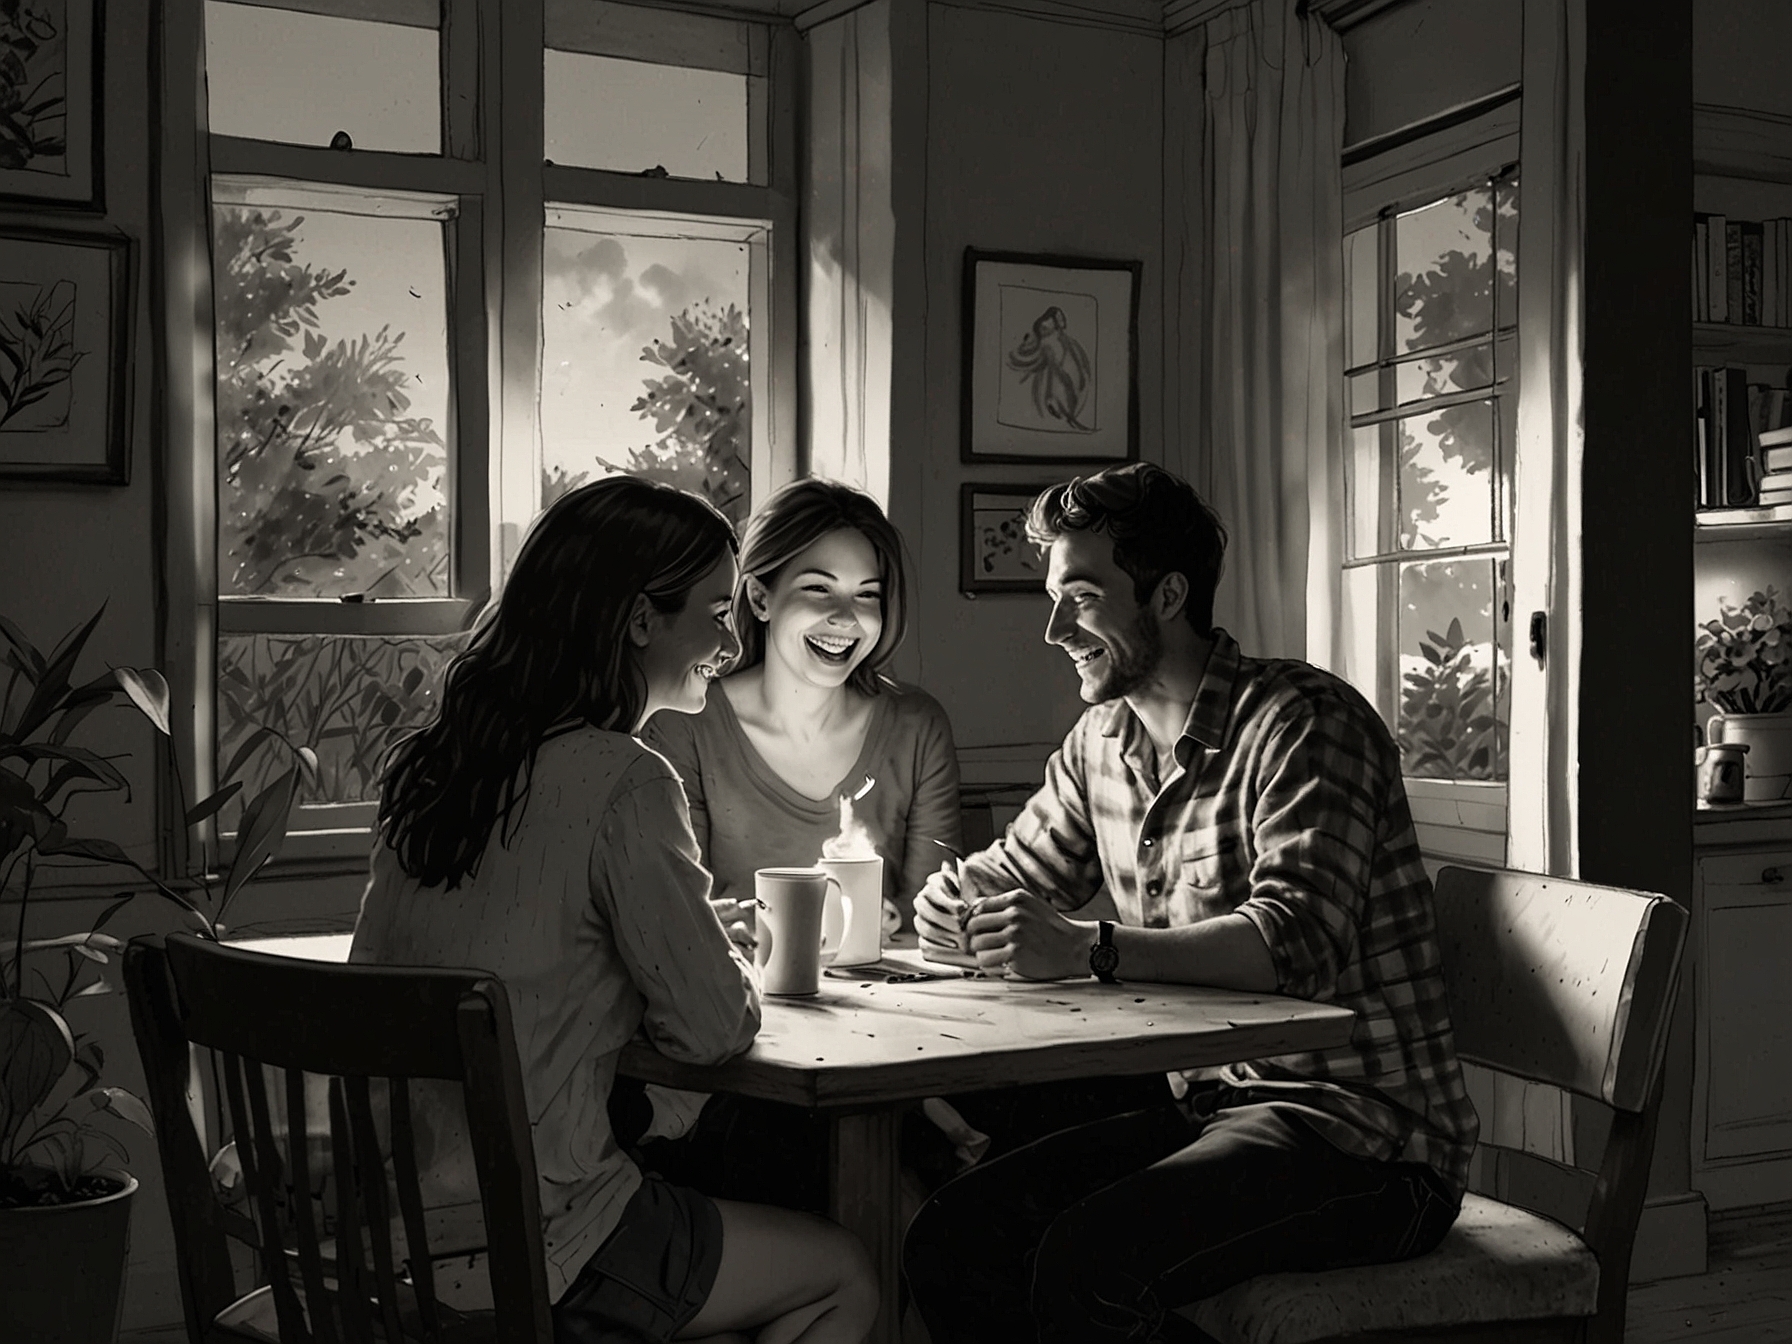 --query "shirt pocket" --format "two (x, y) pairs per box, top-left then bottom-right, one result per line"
(1174, 832), (1241, 892)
